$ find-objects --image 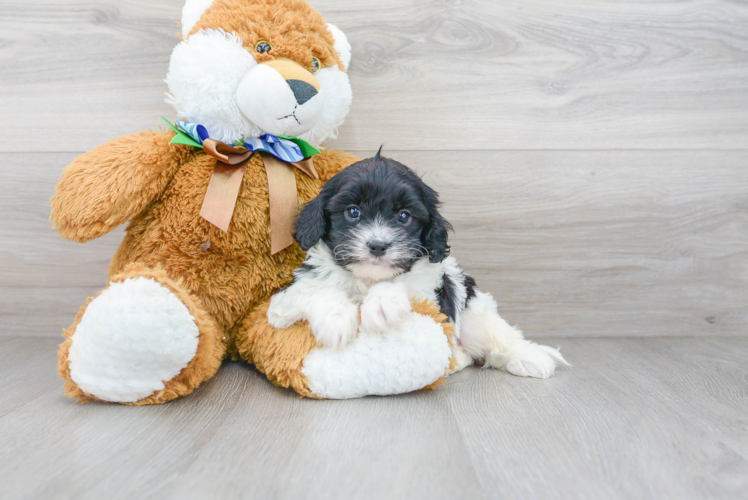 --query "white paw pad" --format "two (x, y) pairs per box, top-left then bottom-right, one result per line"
(68, 277), (200, 403)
